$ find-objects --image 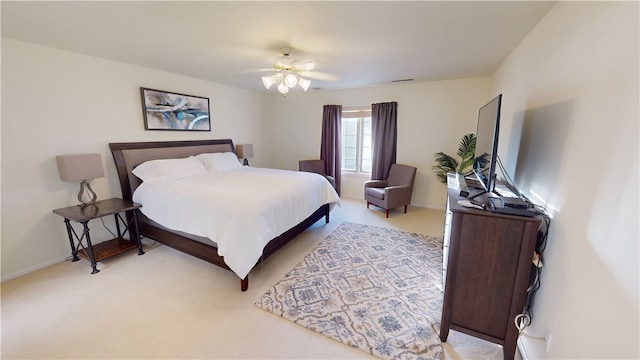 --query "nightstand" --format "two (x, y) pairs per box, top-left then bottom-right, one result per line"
(53, 198), (144, 274)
